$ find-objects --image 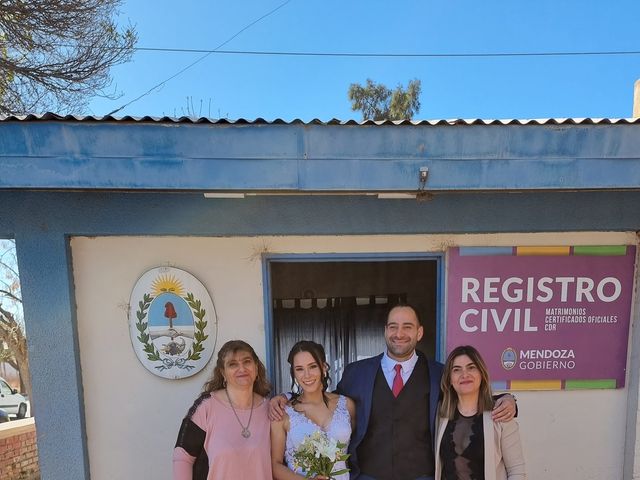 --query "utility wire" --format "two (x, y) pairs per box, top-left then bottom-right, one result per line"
(106, 0), (292, 116)
(127, 47), (640, 58)
(41, 38), (640, 59)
